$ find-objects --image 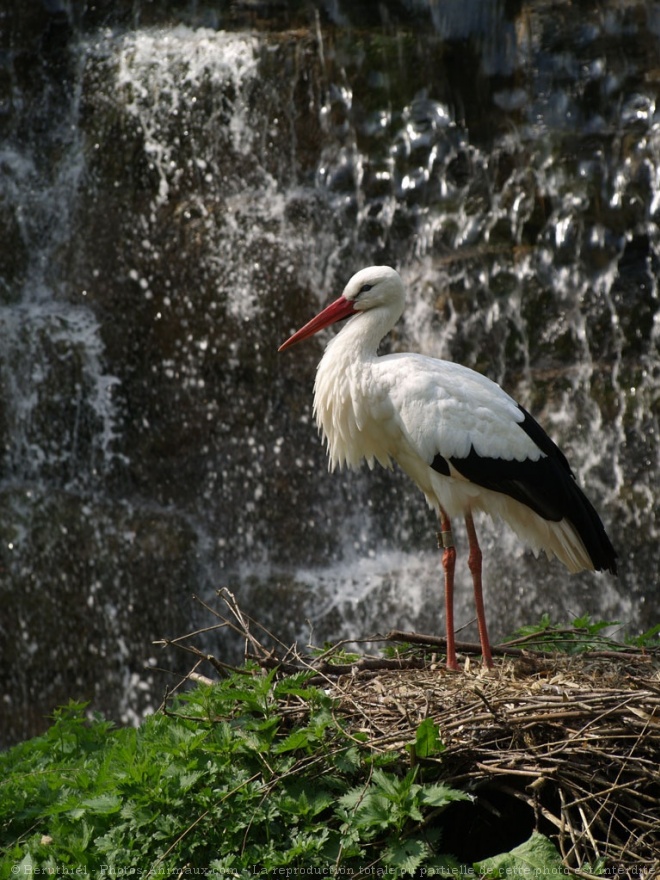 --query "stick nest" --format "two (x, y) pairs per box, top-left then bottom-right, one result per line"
(159, 589), (660, 877)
